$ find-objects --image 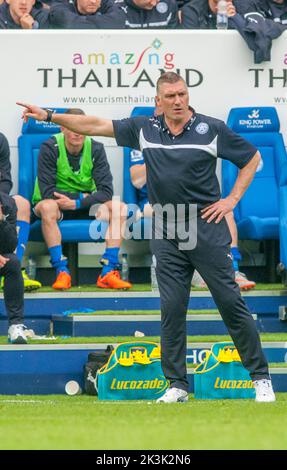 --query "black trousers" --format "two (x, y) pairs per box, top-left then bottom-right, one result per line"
(151, 216), (269, 392)
(0, 254), (24, 326)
